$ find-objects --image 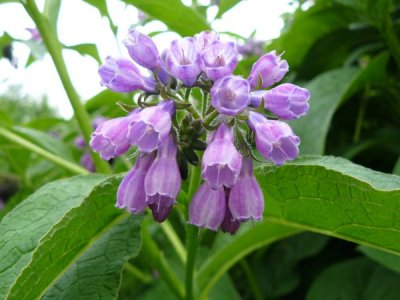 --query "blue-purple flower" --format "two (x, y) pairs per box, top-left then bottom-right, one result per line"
(116, 153), (155, 213)
(128, 101), (174, 153)
(124, 29), (162, 70)
(250, 83), (310, 119)
(247, 51), (289, 89)
(165, 37), (202, 86)
(194, 30), (220, 52)
(90, 110), (140, 160)
(201, 41), (238, 81)
(202, 123), (242, 189)
(99, 56), (156, 93)
(189, 182), (226, 230)
(248, 111), (300, 165)
(211, 75), (250, 116)
(228, 157), (264, 221)
(144, 135), (181, 222)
